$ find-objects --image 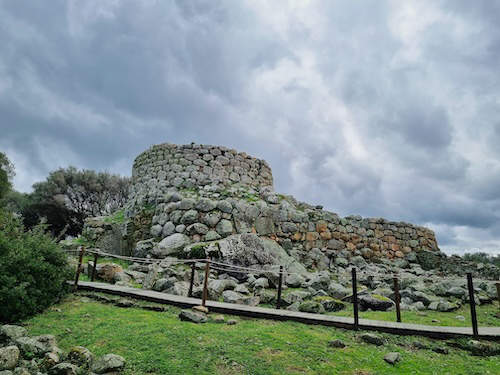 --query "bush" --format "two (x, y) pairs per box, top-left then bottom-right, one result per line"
(0, 210), (72, 323)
